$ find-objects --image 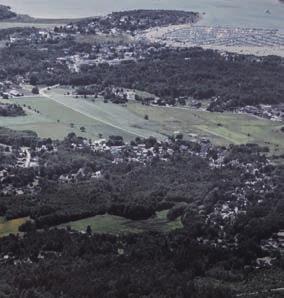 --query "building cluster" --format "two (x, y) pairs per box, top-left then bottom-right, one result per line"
(0, 144), (39, 196)
(1, 130), (282, 264)
(59, 11), (199, 36)
(56, 42), (155, 73)
(7, 30), (68, 47)
(238, 104), (284, 121)
(0, 81), (24, 99)
(260, 230), (284, 264)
